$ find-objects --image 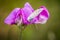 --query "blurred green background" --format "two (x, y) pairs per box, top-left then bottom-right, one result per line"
(0, 0), (60, 40)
